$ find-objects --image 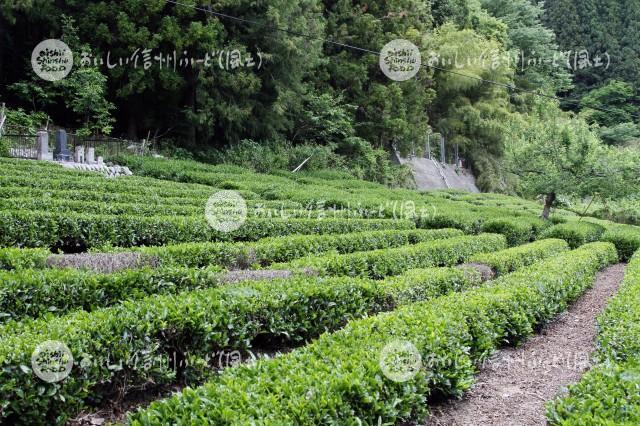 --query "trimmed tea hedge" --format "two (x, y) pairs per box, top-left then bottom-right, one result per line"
(0, 266), (222, 322)
(281, 233), (507, 279)
(416, 208), (485, 233)
(251, 228), (463, 265)
(0, 210), (414, 250)
(0, 276), (388, 424)
(378, 266), (482, 305)
(469, 239), (569, 276)
(480, 217), (547, 246)
(125, 243), (617, 425)
(548, 249), (640, 424)
(0, 196), (376, 220)
(131, 228), (464, 268)
(0, 247), (49, 271)
(540, 220), (605, 249)
(0, 231), (562, 323)
(600, 224), (640, 261)
(0, 186), (270, 208)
